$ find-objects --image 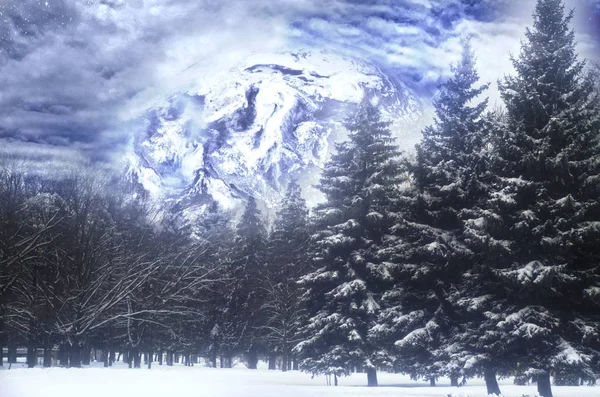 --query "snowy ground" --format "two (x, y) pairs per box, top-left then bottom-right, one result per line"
(1, 361), (597, 397)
